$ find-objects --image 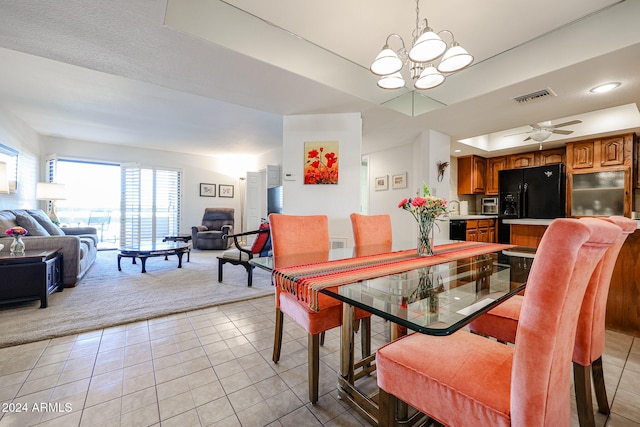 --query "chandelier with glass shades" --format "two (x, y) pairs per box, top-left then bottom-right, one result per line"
(370, 0), (473, 90)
